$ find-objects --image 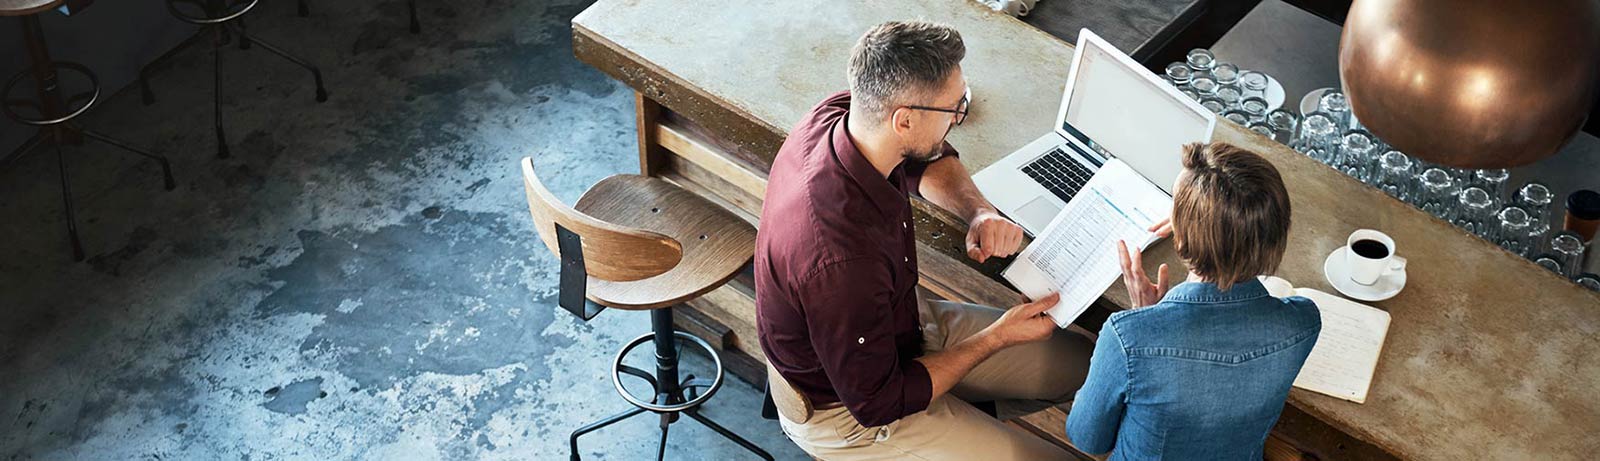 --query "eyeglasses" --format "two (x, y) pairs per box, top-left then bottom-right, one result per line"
(904, 87), (971, 126)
